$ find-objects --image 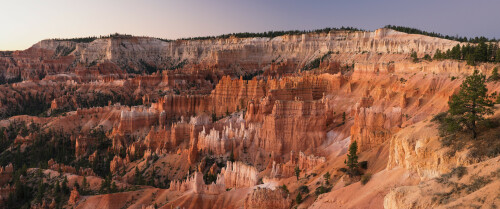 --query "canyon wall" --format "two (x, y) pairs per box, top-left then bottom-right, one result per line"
(1, 28), (462, 81)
